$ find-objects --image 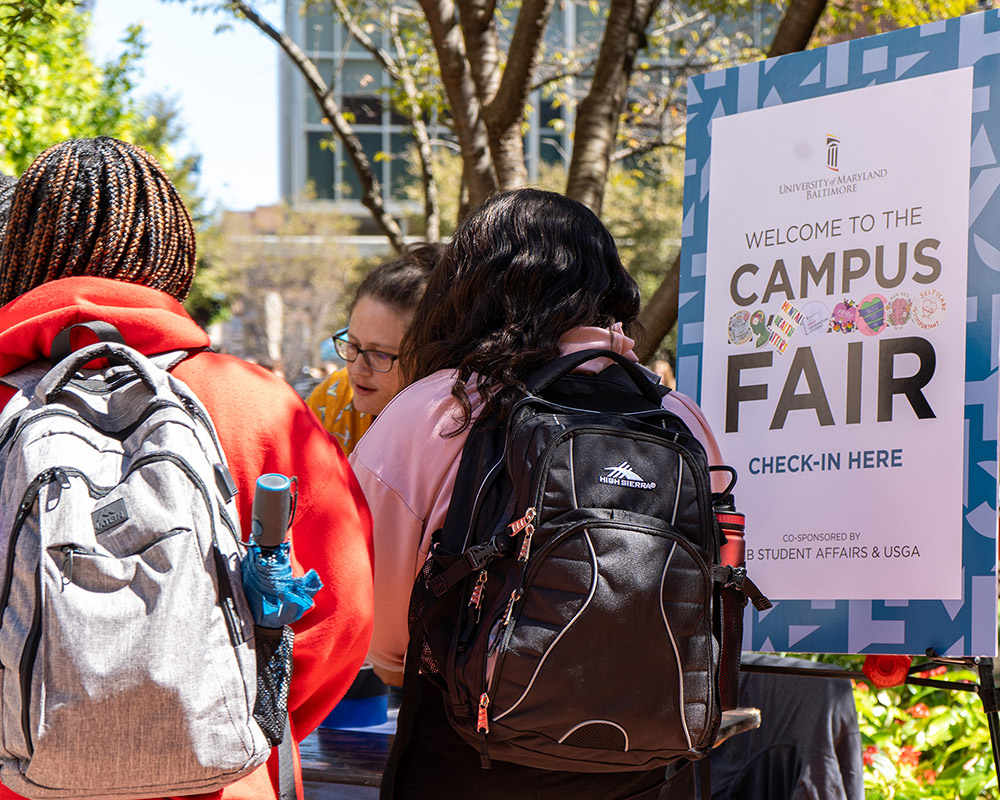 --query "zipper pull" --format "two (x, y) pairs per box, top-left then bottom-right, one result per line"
(501, 589), (522, 627)
(468, 571), (488, 624)
(469, 571), (487, 608)
(477, 693), (492, 768)
(508, 507), (536, 536)
(477, 693), (490, 734)
(517, 524), (535, 562)
(60, 546), (75, 588)
(53, 469), (70, 489)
